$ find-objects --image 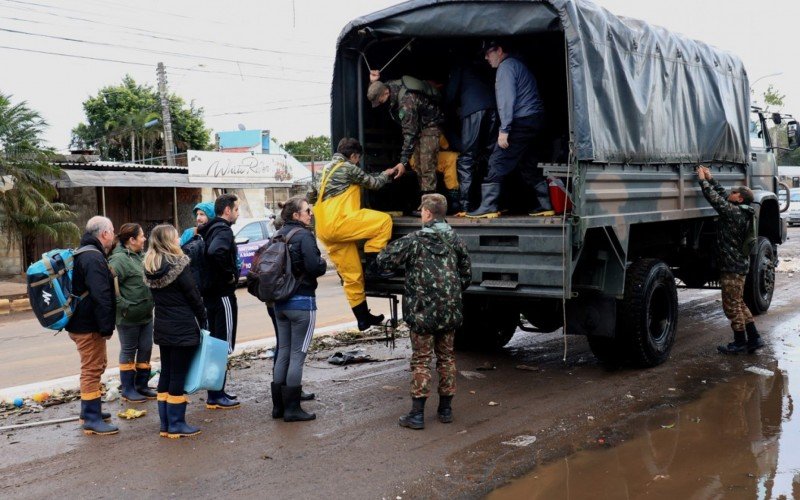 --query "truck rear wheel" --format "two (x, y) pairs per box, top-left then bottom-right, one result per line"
(743, 236), (775, 315)
(617, 258), (678, 367)
(455, 299), (518, 351)
(587, 336), (624, 366)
